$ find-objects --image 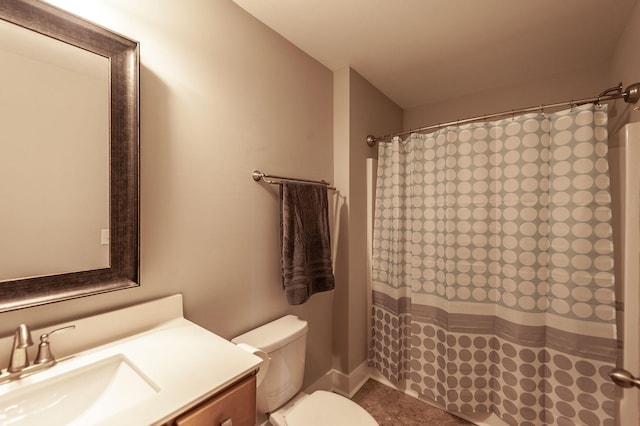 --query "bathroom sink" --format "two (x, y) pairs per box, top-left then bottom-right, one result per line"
(0, 354), (159, 425)
(0, 296), (263, 425)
